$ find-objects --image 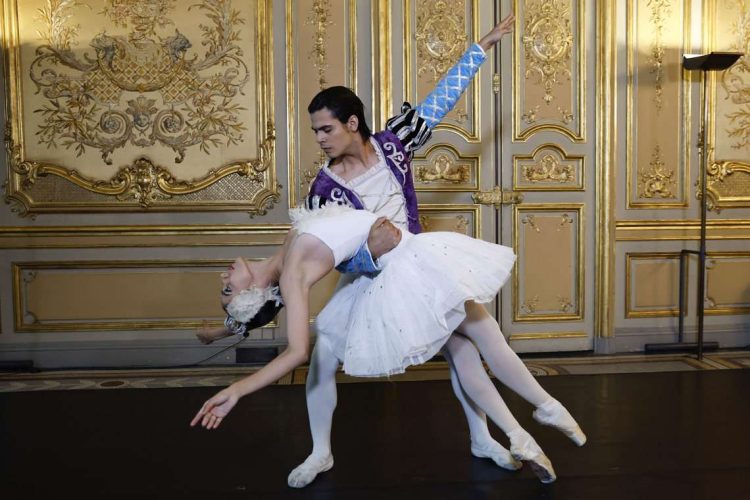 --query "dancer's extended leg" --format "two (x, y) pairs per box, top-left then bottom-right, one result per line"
(444, 346), (521, 470)
(457, 302), (586, 447)
(287, 338), (337, 488)
(443, 334), (555, 482)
